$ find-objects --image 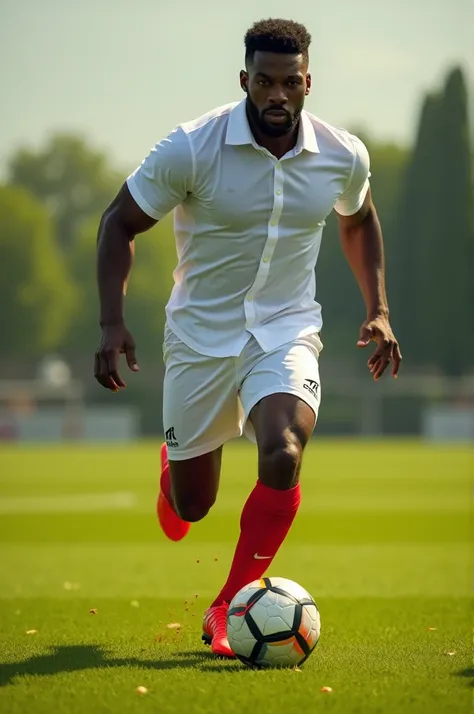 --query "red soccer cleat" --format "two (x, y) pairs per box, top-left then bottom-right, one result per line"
(202, 603), (235, 658)
(156, 442), (190, 542)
